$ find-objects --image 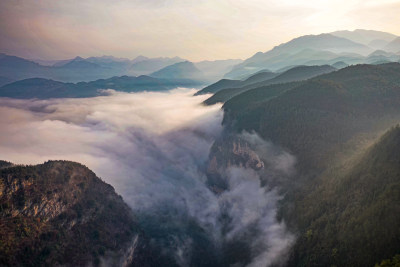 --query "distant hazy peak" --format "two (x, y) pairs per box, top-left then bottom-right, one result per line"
(384, 37), (400, 53)
(330, 29), (398, 45)
(72, 56), (85, 61)
(150, 60), (205, 81)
